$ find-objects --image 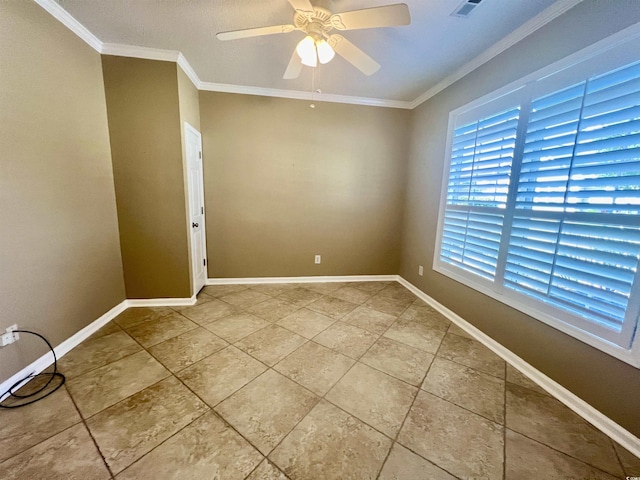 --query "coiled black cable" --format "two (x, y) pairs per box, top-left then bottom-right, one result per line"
(0, 330), (66, 409)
